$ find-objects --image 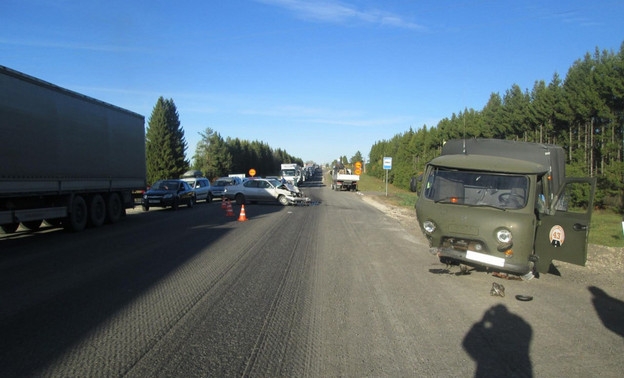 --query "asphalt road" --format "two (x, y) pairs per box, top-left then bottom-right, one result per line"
(1, 176), (622, 377)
